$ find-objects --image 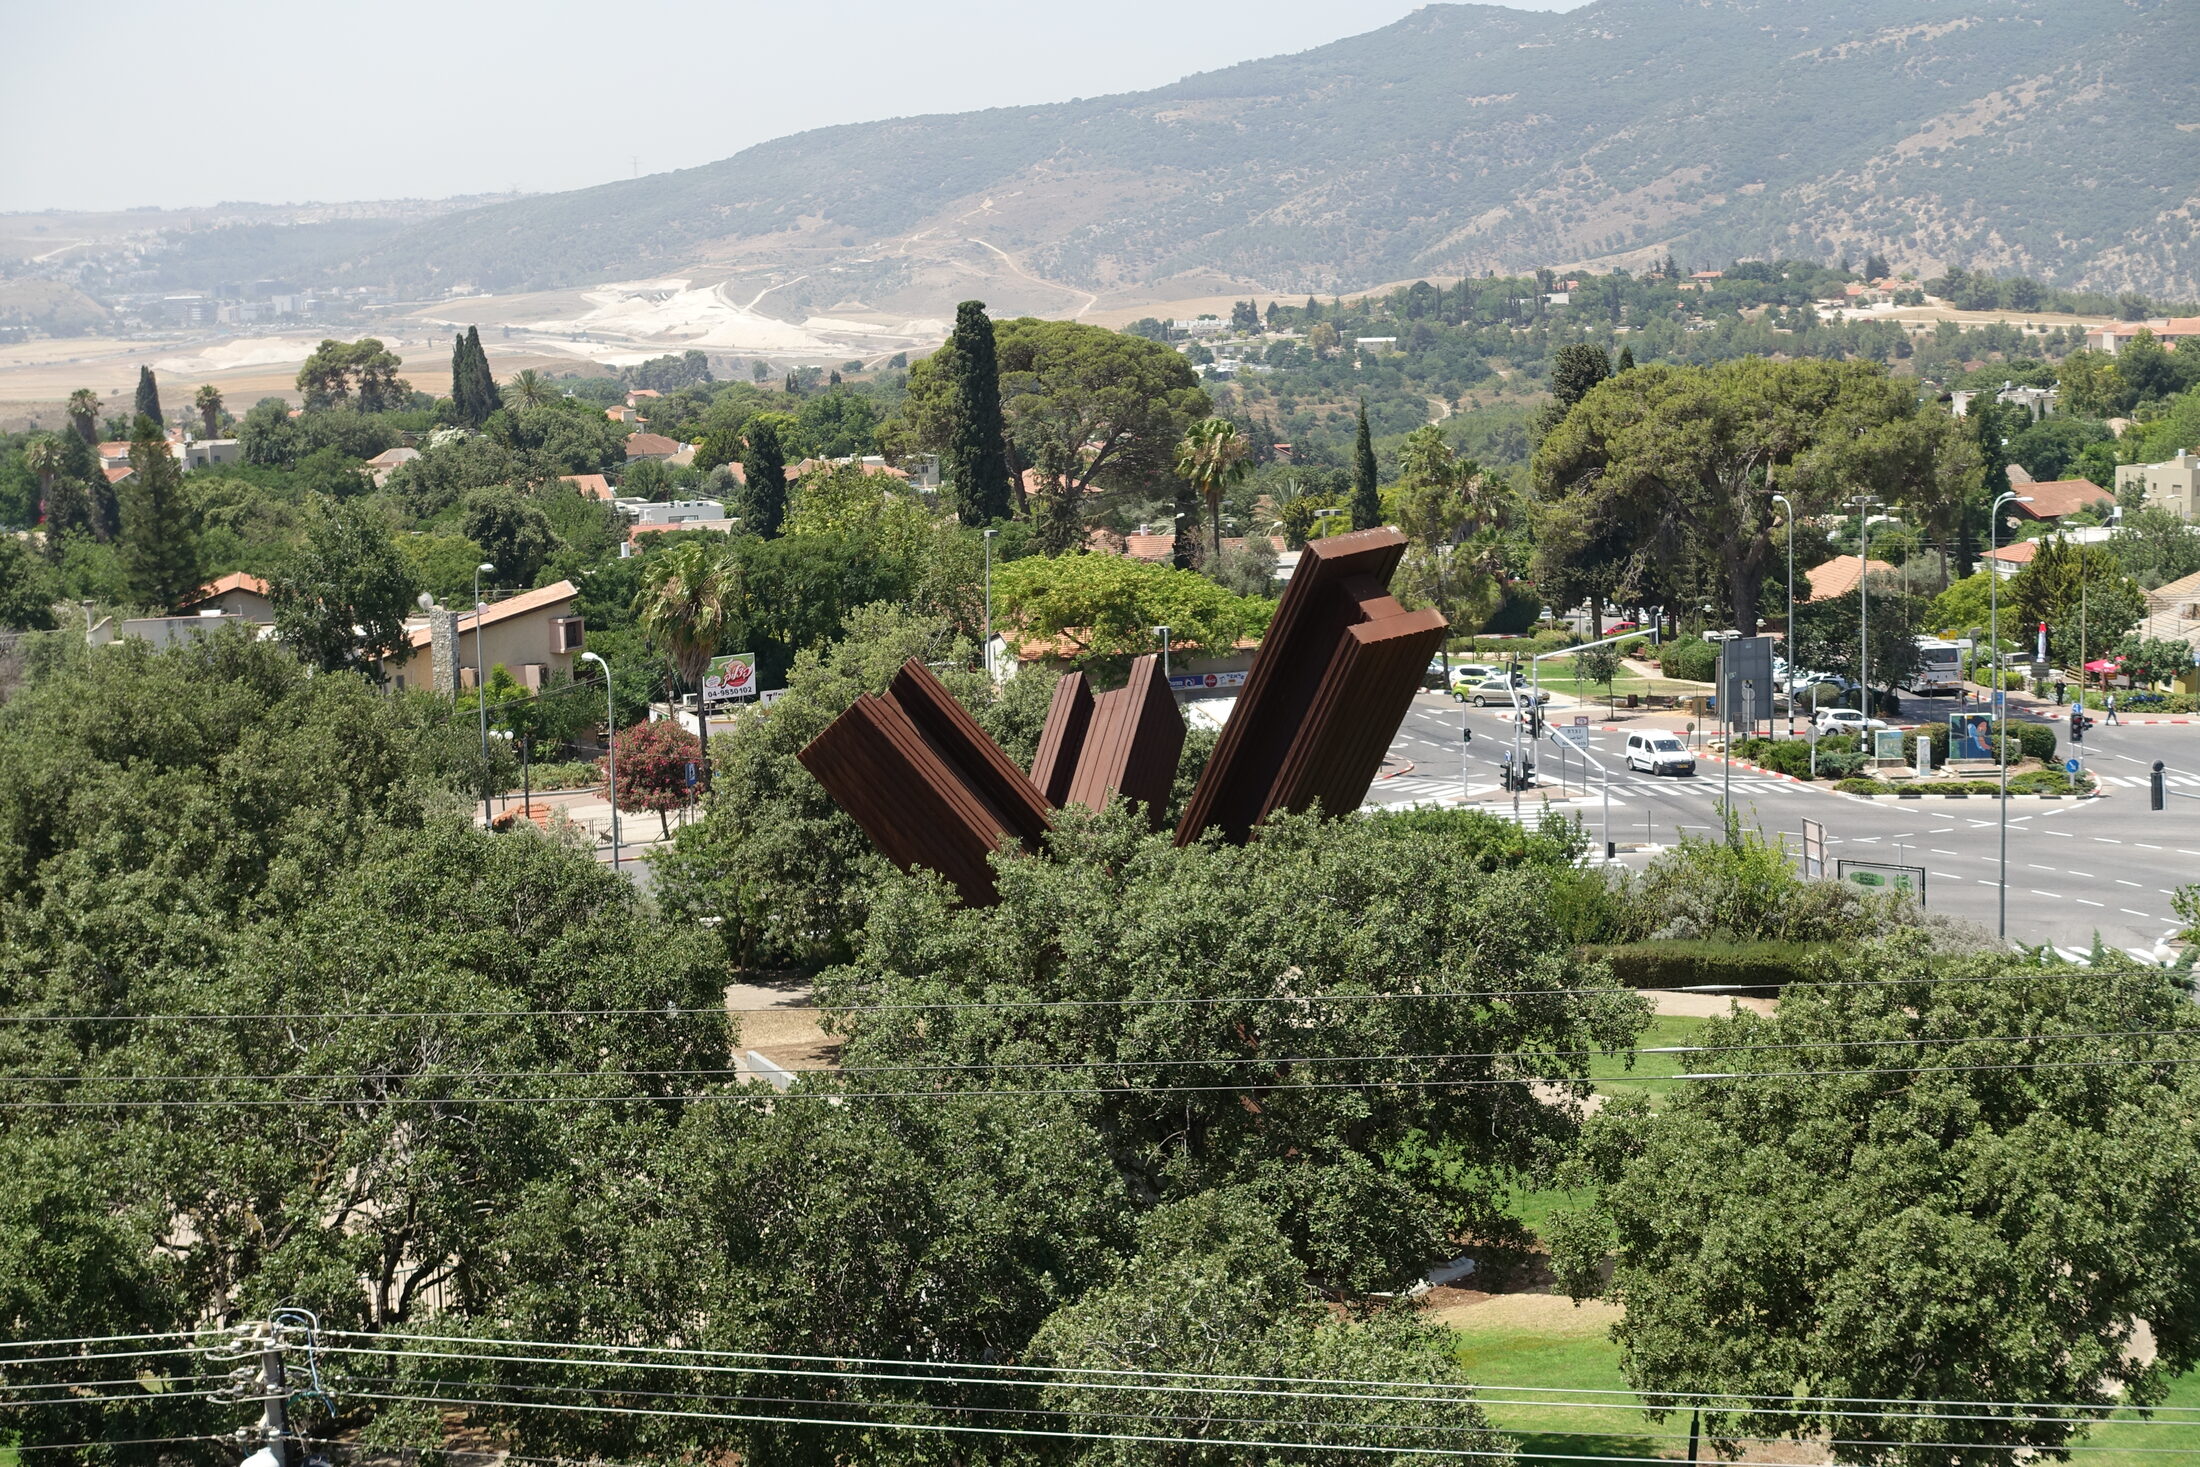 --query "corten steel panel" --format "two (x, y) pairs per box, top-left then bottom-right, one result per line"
(887, 660), (1053, 850)
(1030, 672), (1094, 806)
(1064, 654), (1185, 829)
(796, 694), (1016, 906)
(1269, 610), (1449, 820)
(1175, 527), (1438, 845)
